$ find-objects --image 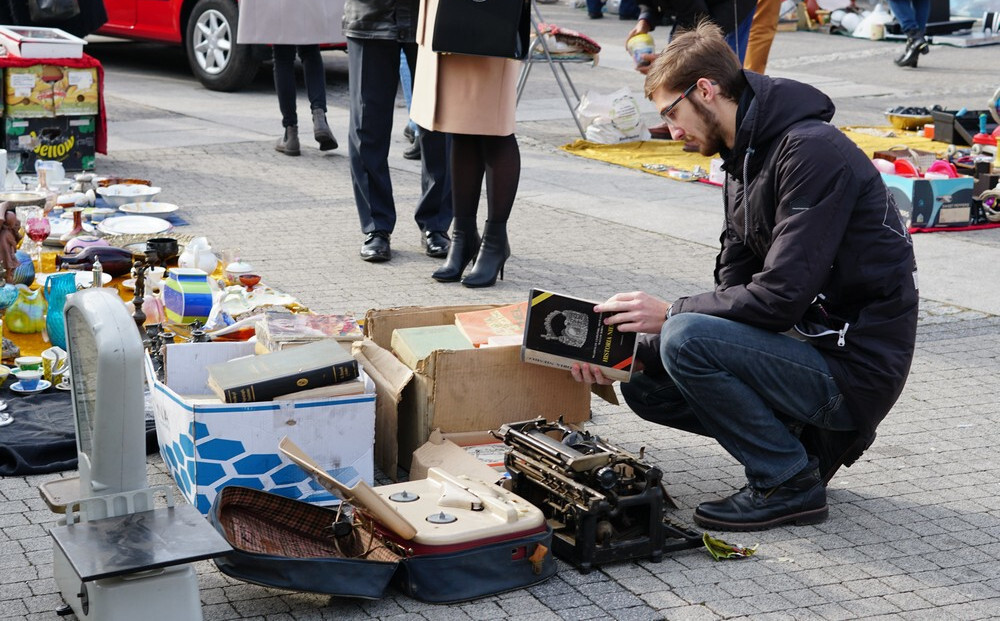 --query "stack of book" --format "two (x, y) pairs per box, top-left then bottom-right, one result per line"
(206, 339), (364, 403)
(255, 311), (363, 353)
